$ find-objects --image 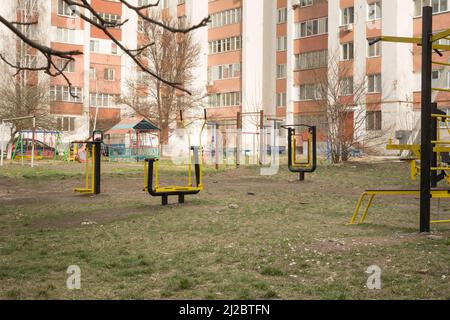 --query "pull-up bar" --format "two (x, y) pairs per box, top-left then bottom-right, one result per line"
(366, 6), (450, 233)
(1, 115), (36, 167)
